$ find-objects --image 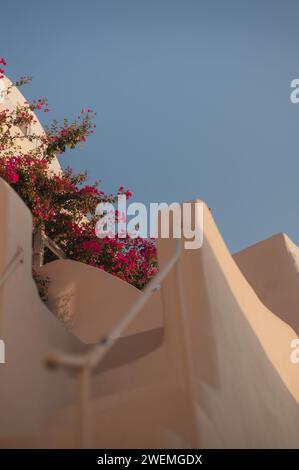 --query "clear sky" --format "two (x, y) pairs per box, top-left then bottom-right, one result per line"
(1, 0), (299, 252)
